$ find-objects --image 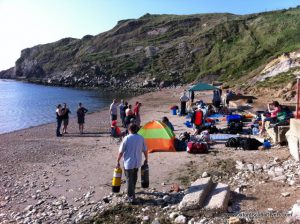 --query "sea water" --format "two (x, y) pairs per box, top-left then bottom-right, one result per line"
(0, 79), (129, 134)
